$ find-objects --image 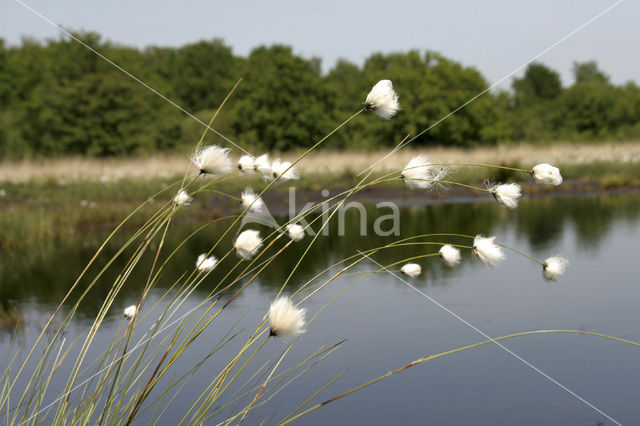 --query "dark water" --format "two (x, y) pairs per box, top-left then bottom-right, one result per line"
(1, 194), (639, 425)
